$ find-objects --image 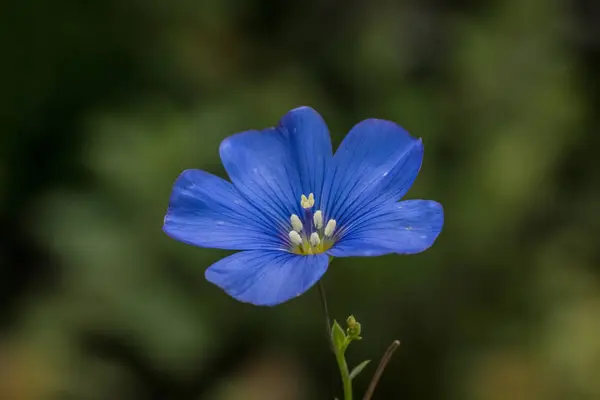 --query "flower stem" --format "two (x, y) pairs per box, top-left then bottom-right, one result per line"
(317, 282), (353, 399)
(317, 281), (334, 352)
(334, 344), (353, 400)
(362, 340), (401, 400)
